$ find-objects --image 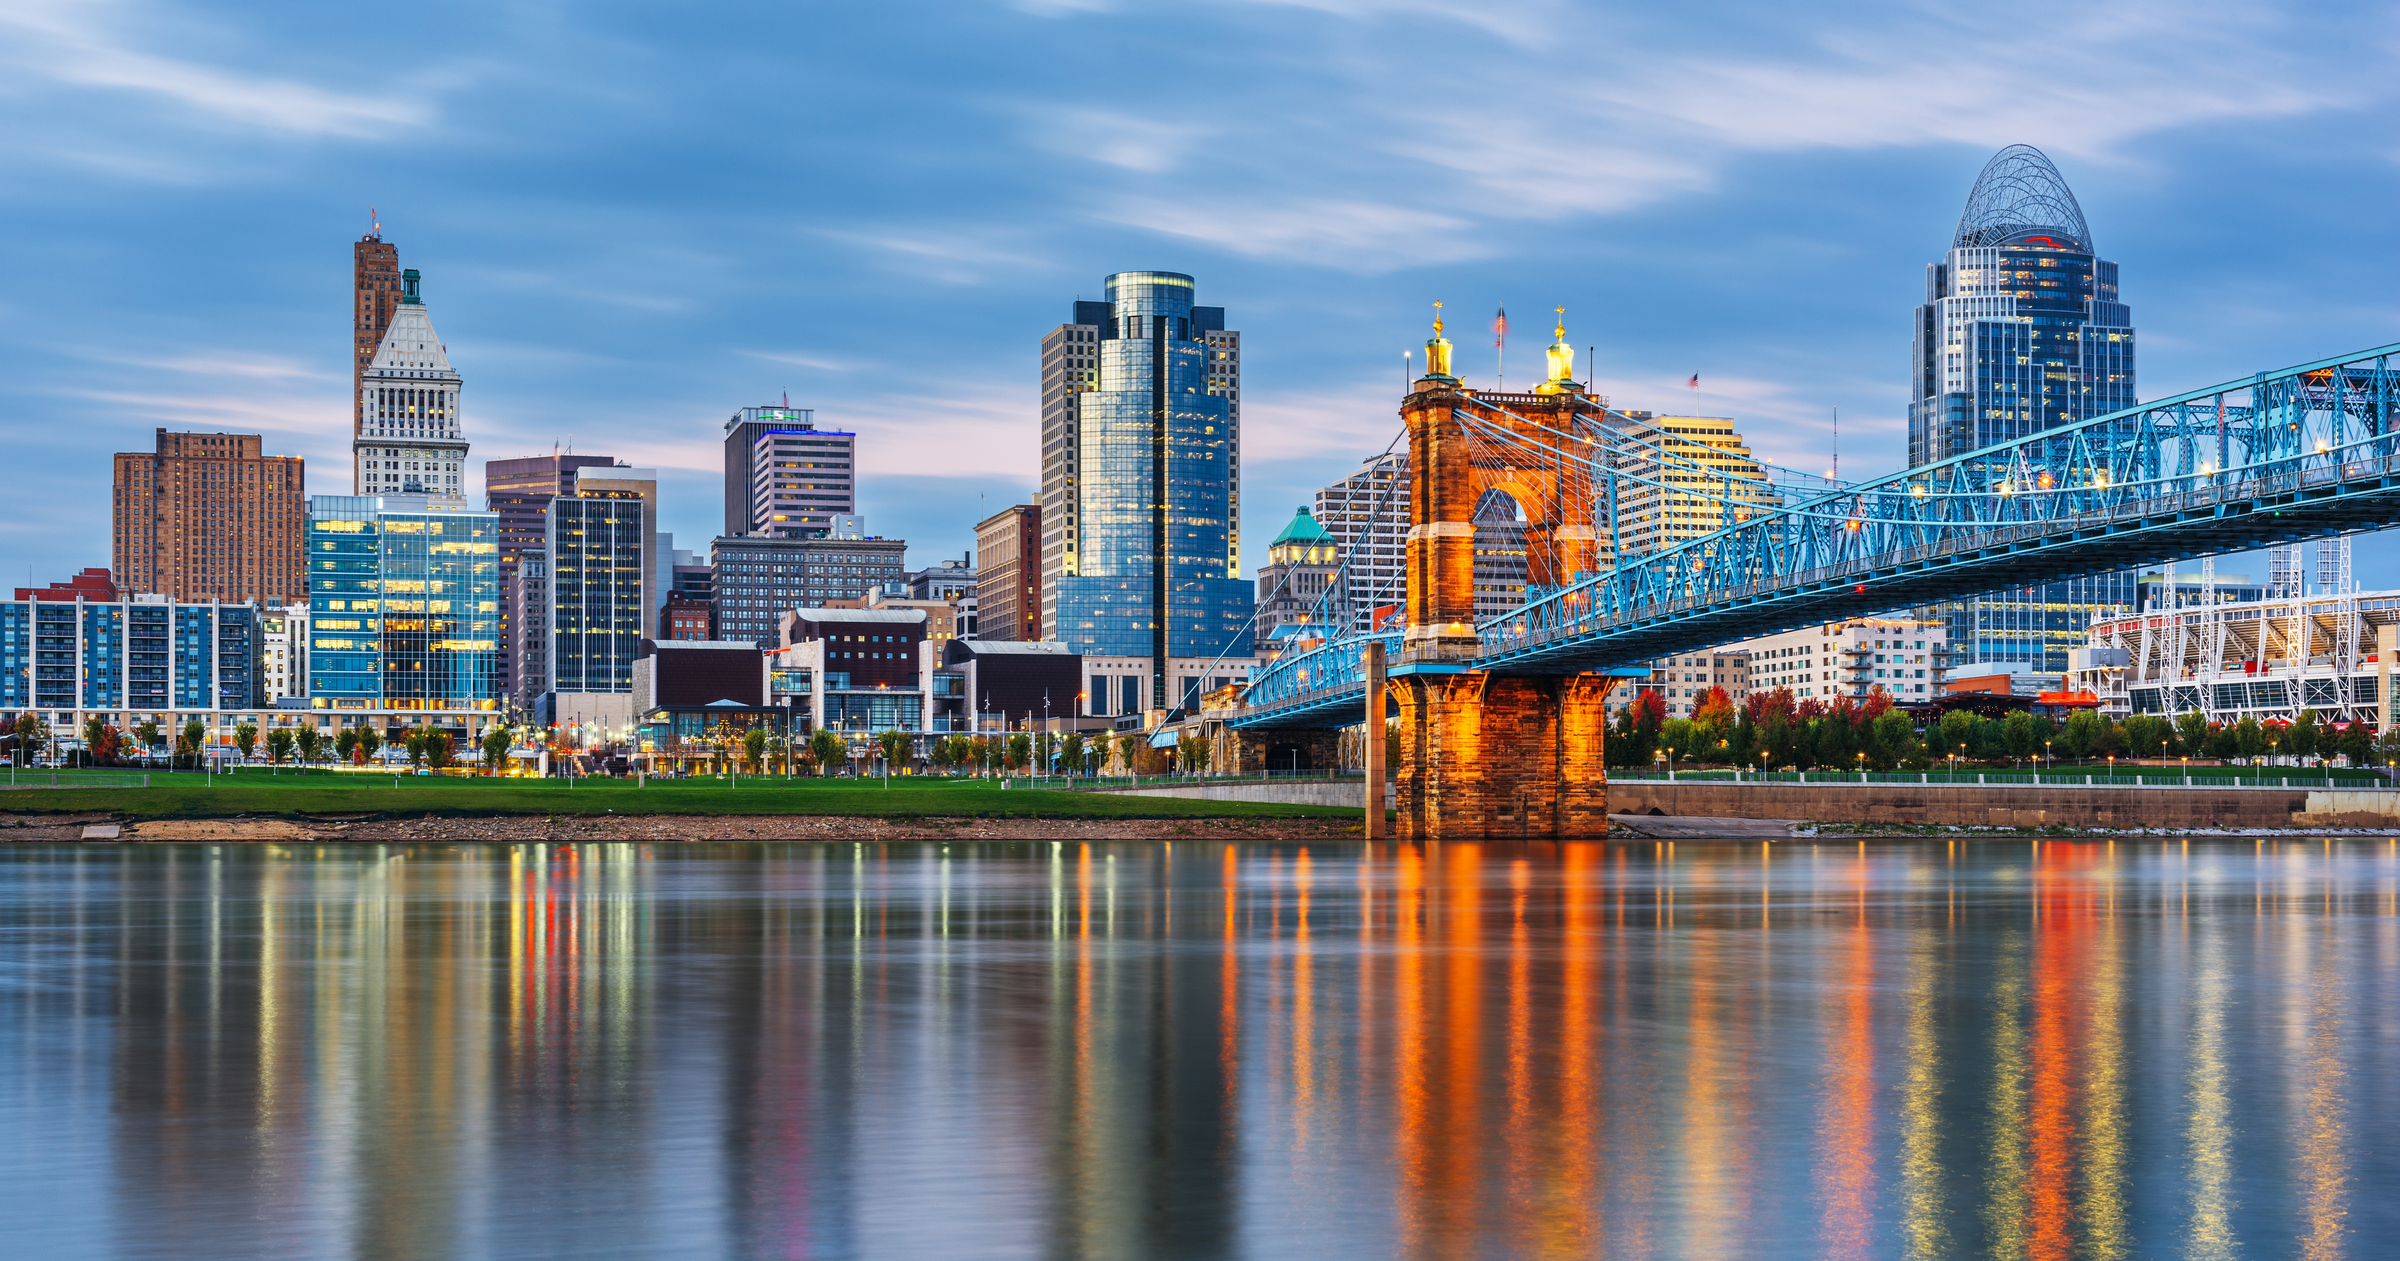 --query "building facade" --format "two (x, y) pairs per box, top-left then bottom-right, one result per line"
(723, 406), (855, 539)
(354, 229), (402, 431)
(0, 593), (264, 744)
(2077, 587), (2400, 726)
(354, 268), (470, 507)
(1907, 145), (2139, 674)
(484, 452), (617, 701)
(1314, 453), (1408, 633)
(546, 473), (653, 698)
(1605, 413), (1775, 561)
(974, 505), (1040, 642)
(112, 430), (306, 605)
(711, 535), (908, 648)
(1038, 272), (1251, 711)
(304, 495), (500, 722)
(1253, 507), (1339, 640)
(1609, 617), (1950, 721)
(260, 603), (306, 704)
